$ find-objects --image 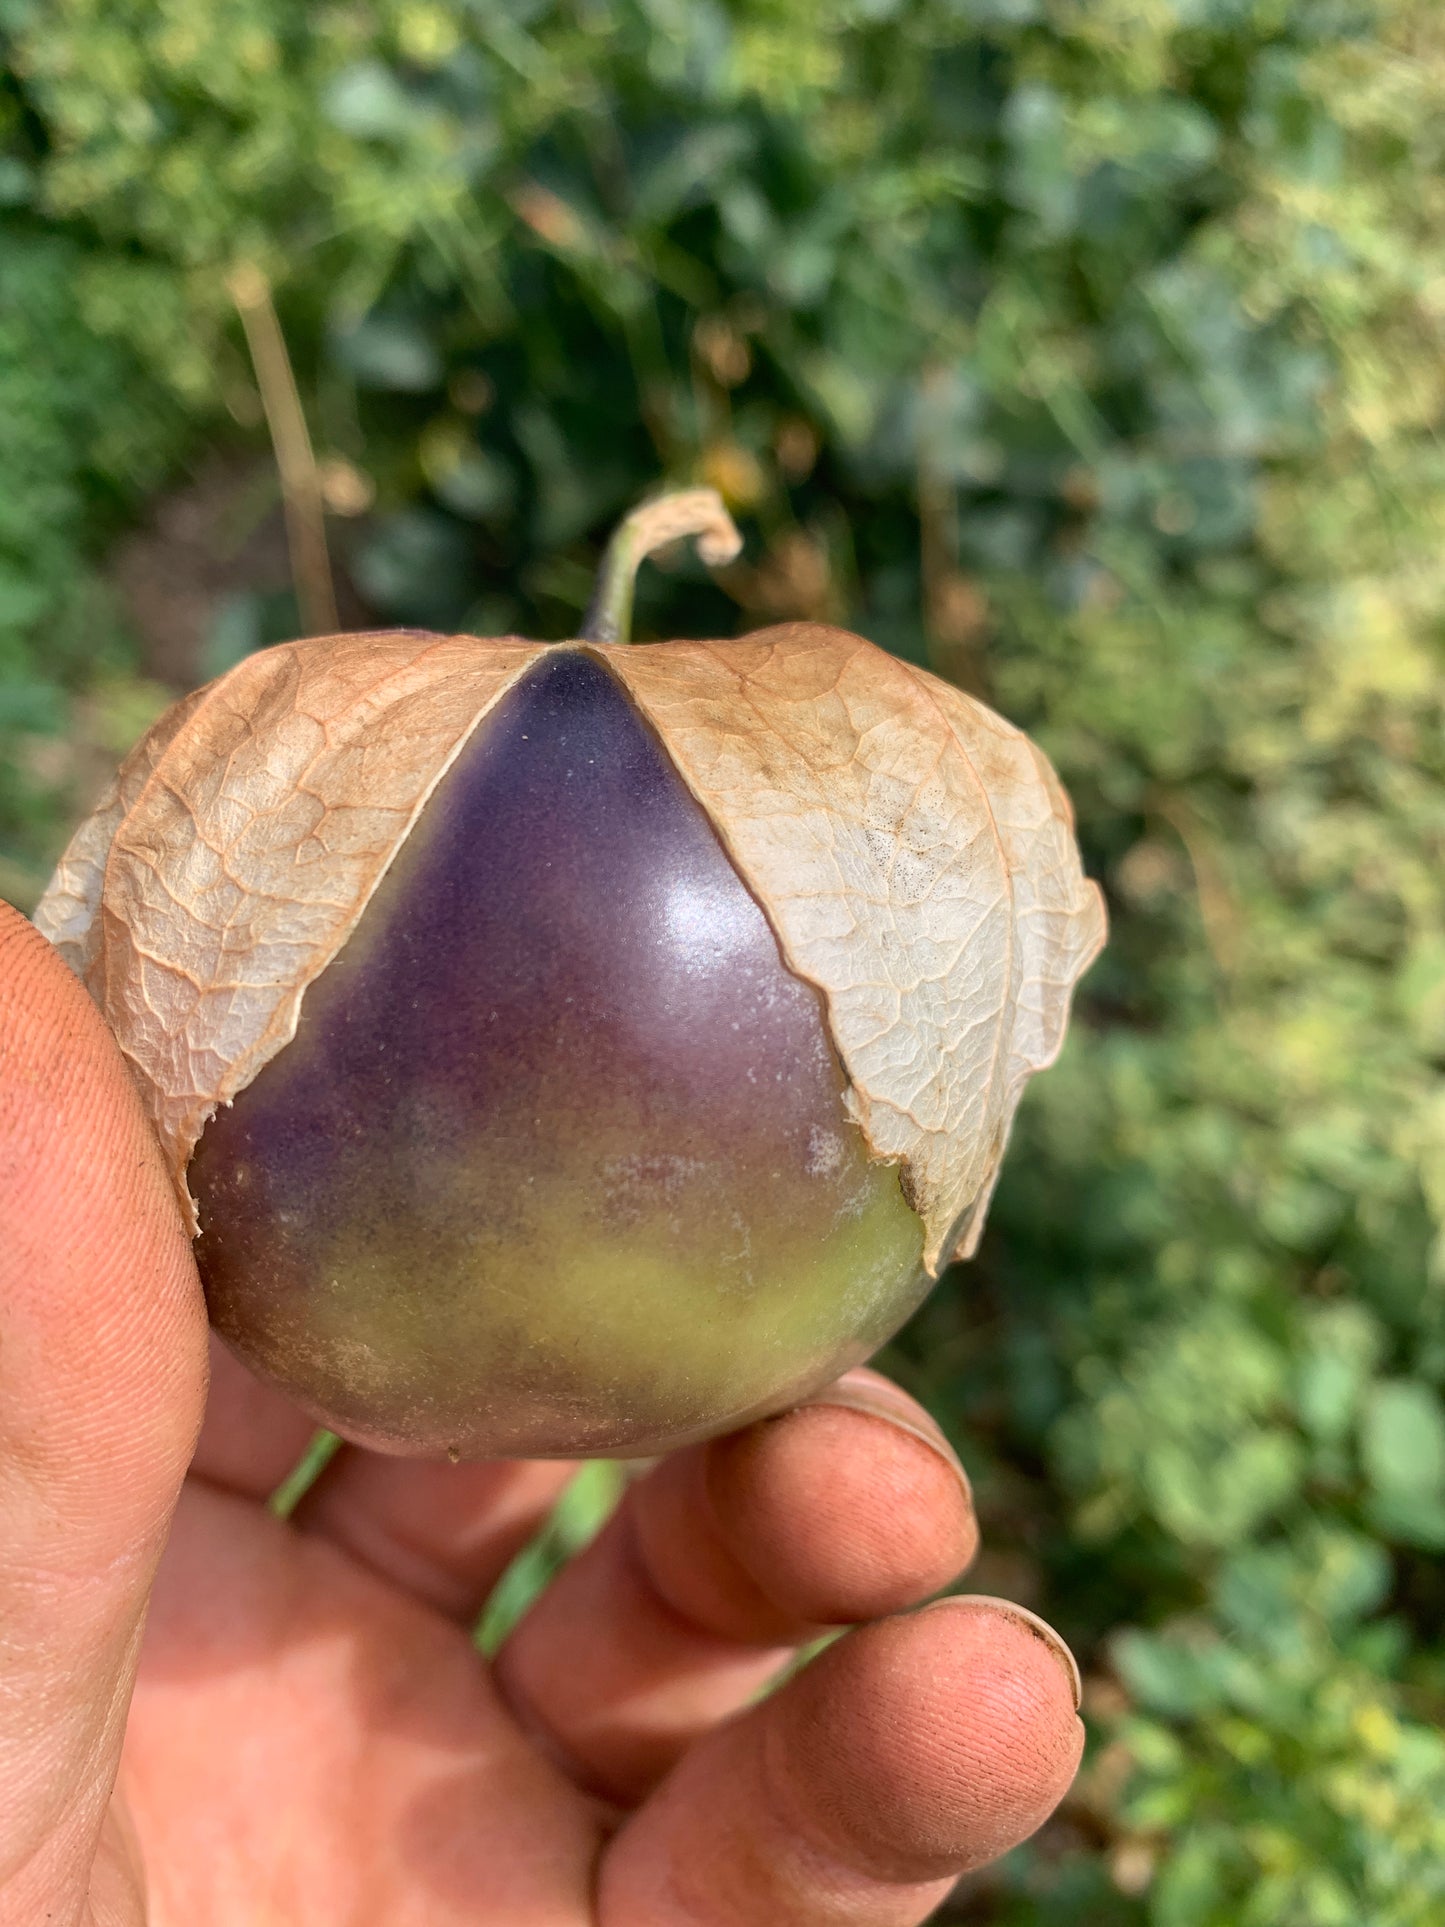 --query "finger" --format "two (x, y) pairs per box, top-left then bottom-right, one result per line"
(493, 1369), (977, 1806)
(0, 906), (207, 1918)
(598, 1597), (1084, 1926)
(190, 1334), (320, 1502)
(291, 1447), (575, 1618)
